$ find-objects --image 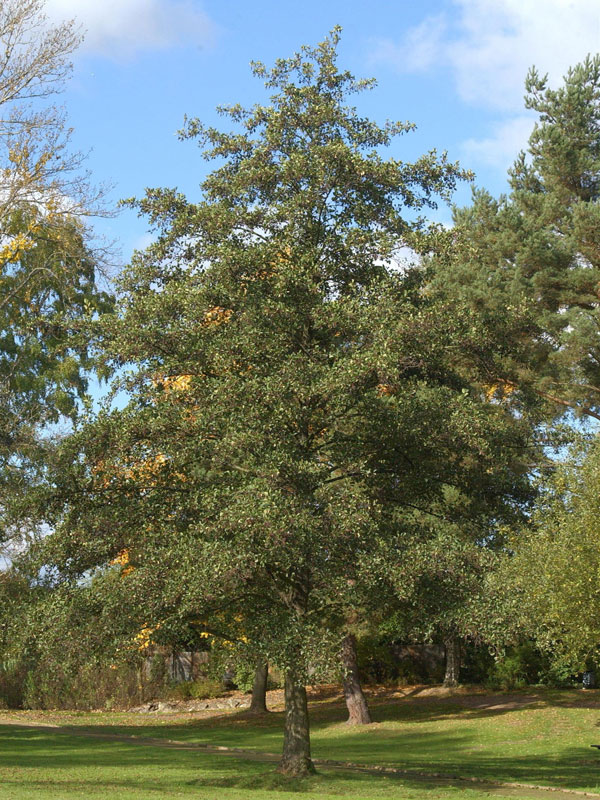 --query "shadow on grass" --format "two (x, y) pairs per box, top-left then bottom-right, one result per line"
(2, 721), (600, 795)
(0, 727), (555, 799)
